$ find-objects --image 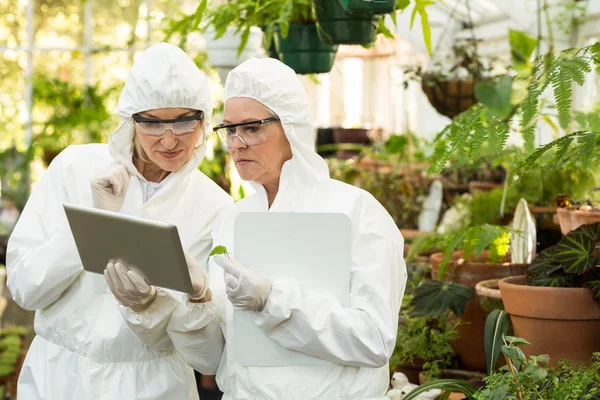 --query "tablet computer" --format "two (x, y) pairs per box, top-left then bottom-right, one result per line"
(63, 203), (194, 293)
